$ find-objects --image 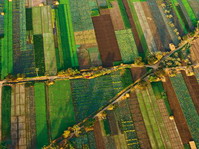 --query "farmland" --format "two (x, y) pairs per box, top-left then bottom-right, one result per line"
(0, 0), (199, 148)
(71, 69), (133, 122)
(48, 80), (76, 139)
(170, 73), (199, 147)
